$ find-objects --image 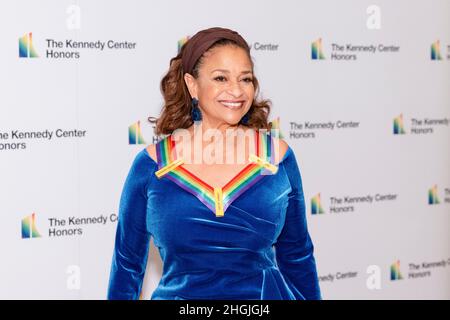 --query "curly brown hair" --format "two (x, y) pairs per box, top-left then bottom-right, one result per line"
(148, 38), (273, 136)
